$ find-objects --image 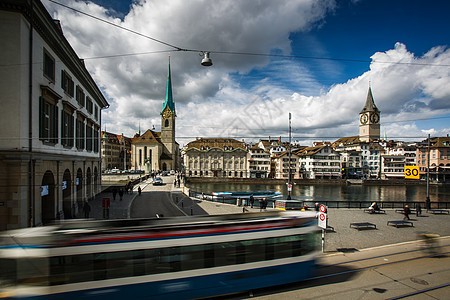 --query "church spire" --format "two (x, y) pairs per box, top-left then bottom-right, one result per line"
(360, 86), (379, 114)
(161, 57), (175, 114)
